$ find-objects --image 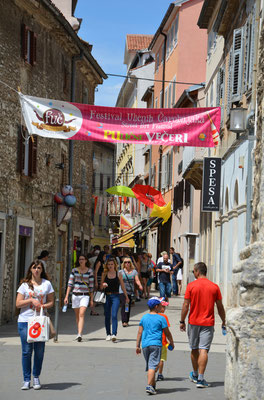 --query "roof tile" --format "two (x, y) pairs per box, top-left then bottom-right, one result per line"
(126, 34), (153, 51)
